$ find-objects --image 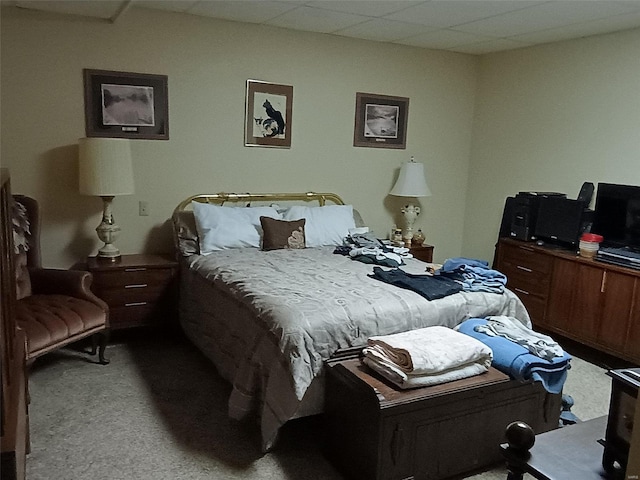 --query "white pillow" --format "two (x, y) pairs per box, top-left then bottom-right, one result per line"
(283, 205), (355, 247)
(192, 202), (281, 253)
